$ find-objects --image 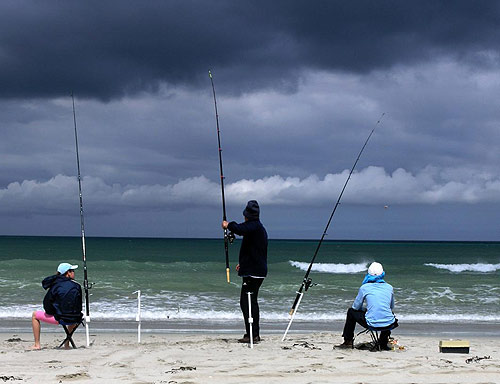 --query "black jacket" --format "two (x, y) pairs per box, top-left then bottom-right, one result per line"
(228, 219), (268, 277)
(42, 274), (83, 323)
